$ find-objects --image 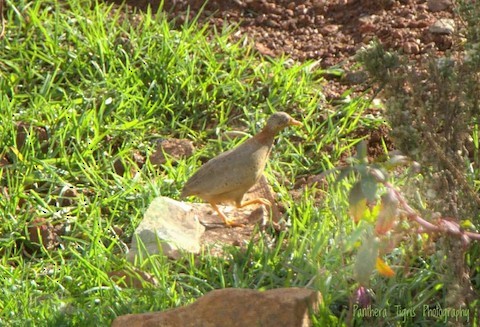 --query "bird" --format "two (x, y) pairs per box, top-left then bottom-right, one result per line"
(181, 112), (302, 227)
